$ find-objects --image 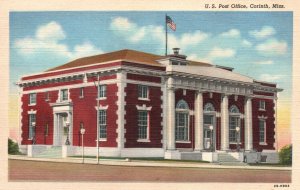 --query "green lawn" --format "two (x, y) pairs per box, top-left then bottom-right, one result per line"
(69, 156), (210, 163)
